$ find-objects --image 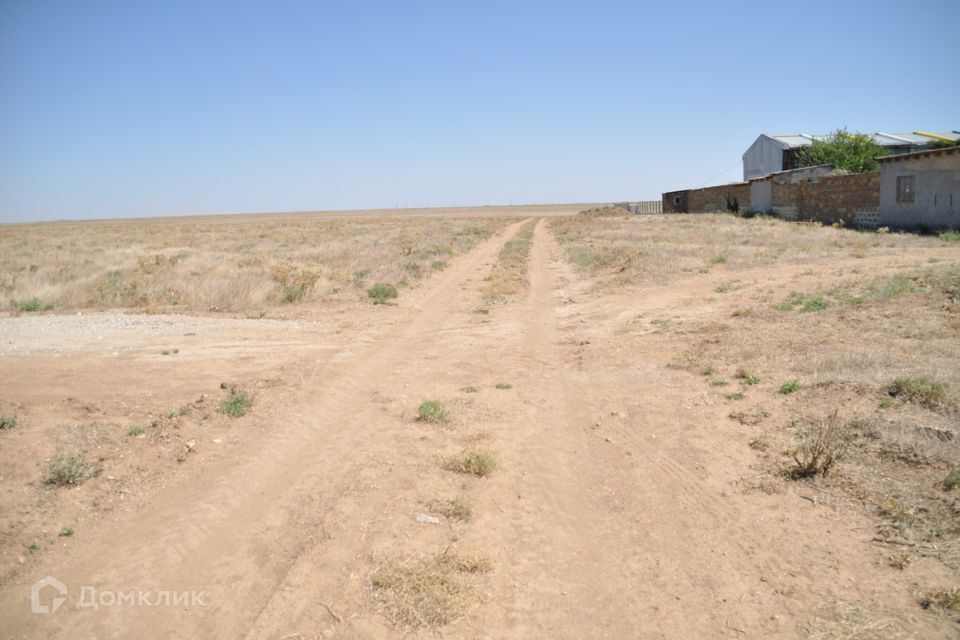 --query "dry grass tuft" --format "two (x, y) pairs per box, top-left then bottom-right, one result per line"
(443, 451), (496, 477)
(370, 550), (492, 628)
(423, 497), (473, 522)
(807, 599), (911, 640)
(918, 587), (960, 615)
(789, 412), (850, 479)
